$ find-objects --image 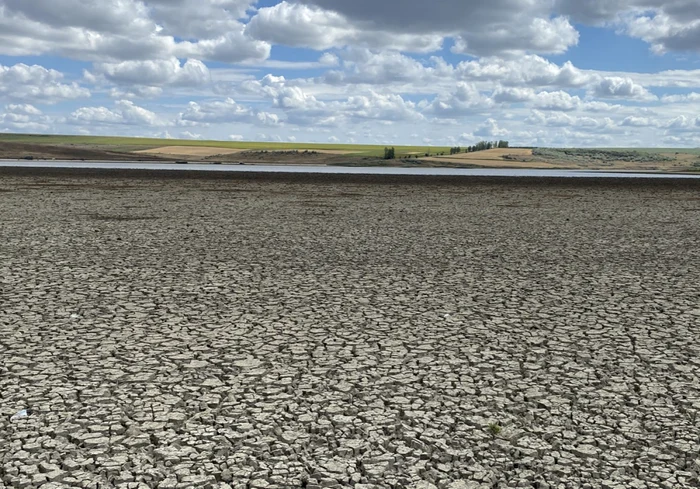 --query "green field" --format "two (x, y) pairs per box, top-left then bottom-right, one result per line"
(0, 133), (451, 158)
